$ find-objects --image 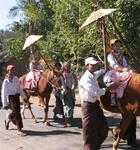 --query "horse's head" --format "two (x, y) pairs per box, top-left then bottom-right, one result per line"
(44, 69), (62, 90)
